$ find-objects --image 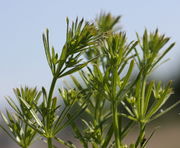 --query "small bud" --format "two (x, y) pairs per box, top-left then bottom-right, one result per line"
(127, 96), (136, 104)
